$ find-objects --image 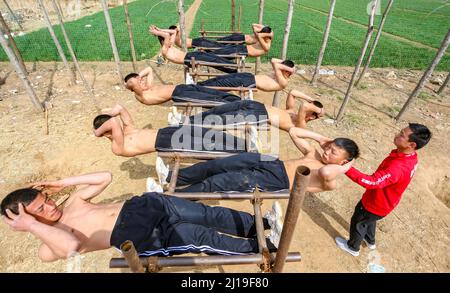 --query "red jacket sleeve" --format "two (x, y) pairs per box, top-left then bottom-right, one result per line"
(345, 166), (401, 189)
